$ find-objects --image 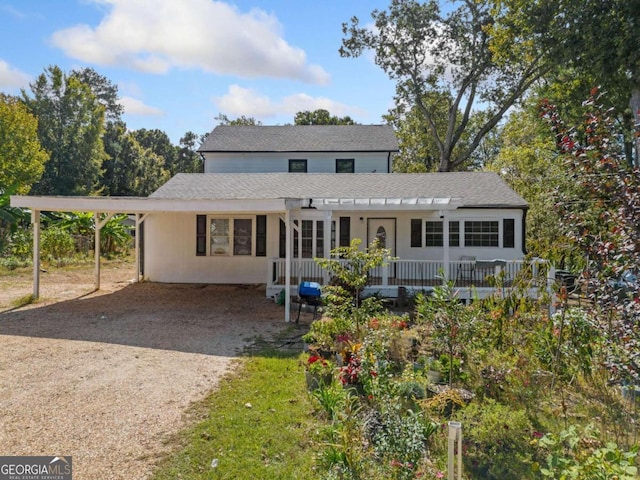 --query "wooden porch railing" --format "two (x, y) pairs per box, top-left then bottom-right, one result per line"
(268, 257), (551, 297)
